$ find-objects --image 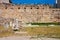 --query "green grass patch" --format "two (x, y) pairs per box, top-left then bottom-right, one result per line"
(26, 22), (60, 25)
